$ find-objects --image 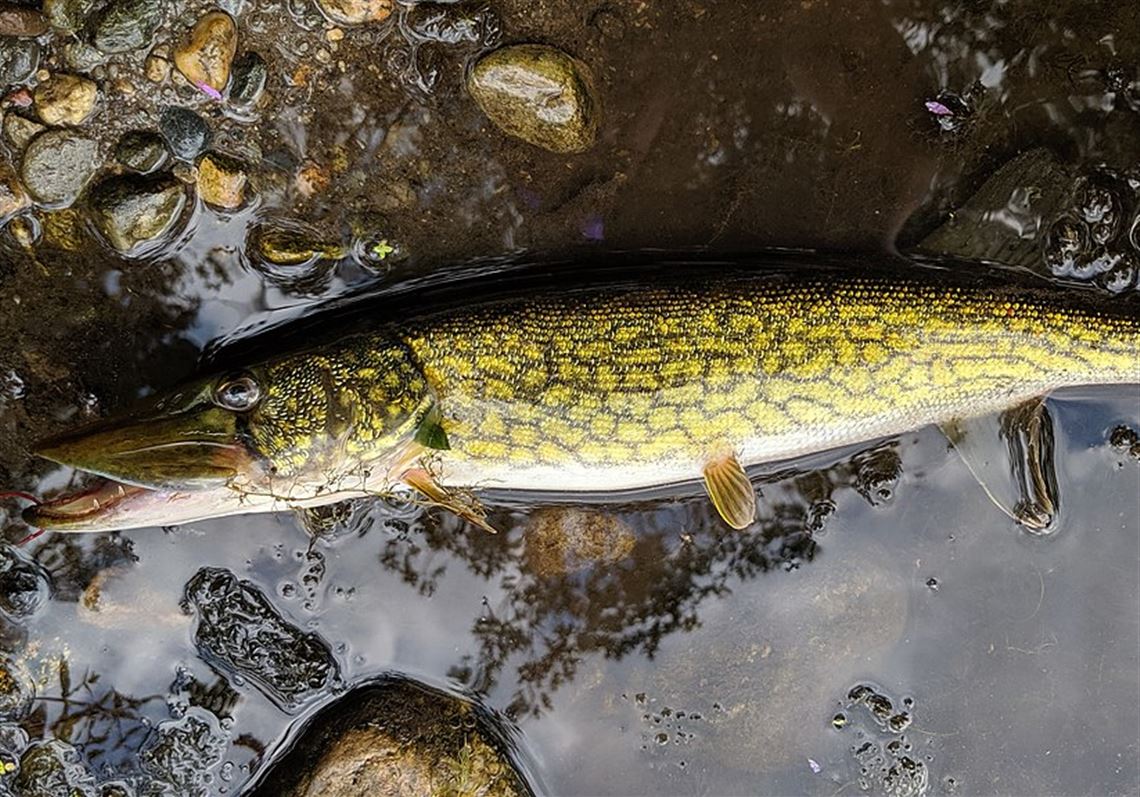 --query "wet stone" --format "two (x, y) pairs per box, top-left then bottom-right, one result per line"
(0, 5), (48, 37)
(34, 73), (99, 126)
(468, 44), (600, 154)
(0, 157), (29, 220)
(173, 11), (237, 97)
(159, 106), (211, 160)
(20, 129), (99, 206)
(227, 50), (267, 107)
(139, 706), (228, 797)
(247, 219), (344, 292)
(2, 111), (42, 150)
(43, 0), (94, 33)
(316, 0), (392, 26)
(182, 567), (342, 711)
(0, 544), (50, 620)
(114, 129), (168, 174)
(0, 654), (33, 721)
(0, 37), (39, 85)
(15, 739), (97, 796)
(197, 151), (248, 209)
(249, 676), (529, 796)
(62, 40), (107, 72)
(87, 173), (187, 255)
(90, 0), (165, 54)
